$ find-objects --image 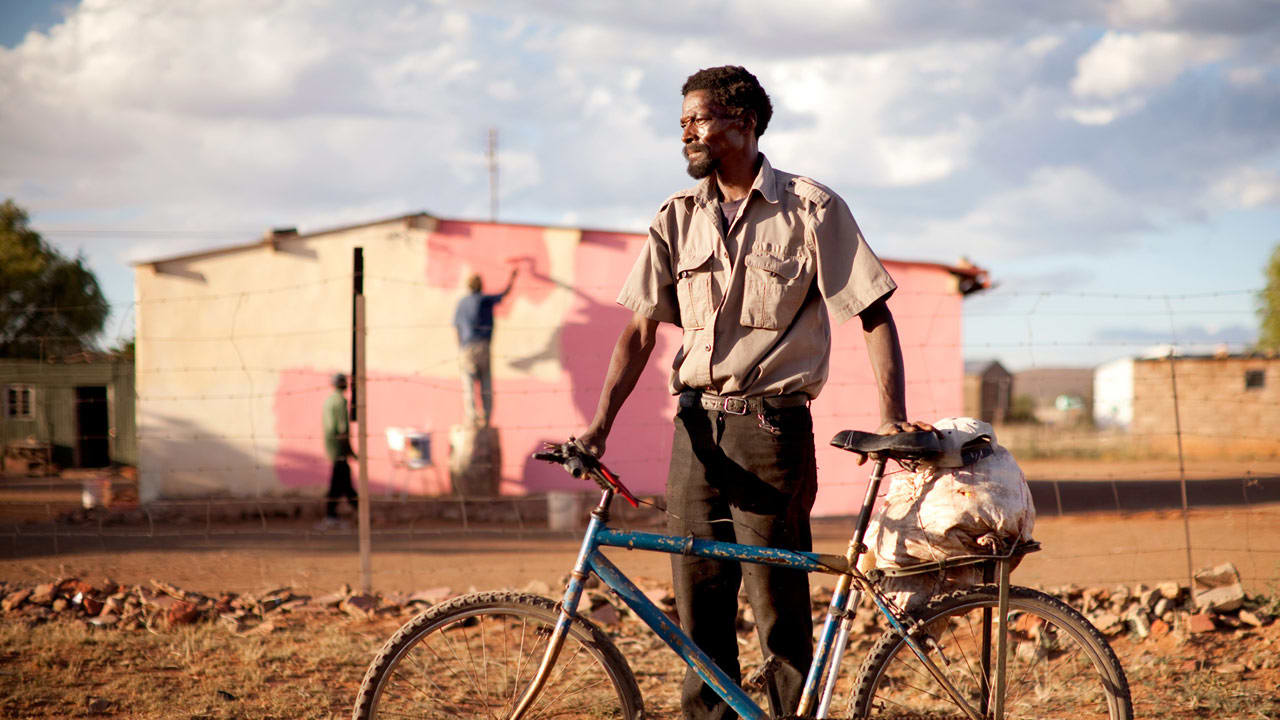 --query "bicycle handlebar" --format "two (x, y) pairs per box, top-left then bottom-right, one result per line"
(533, 440), (639, 508)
